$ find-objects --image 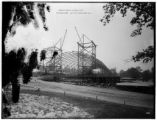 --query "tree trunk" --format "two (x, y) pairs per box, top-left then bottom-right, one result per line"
(12, 83), (20, 103)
